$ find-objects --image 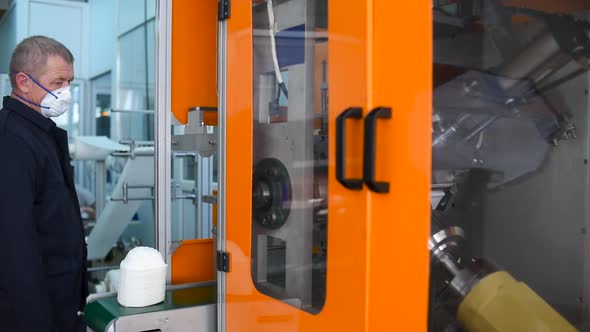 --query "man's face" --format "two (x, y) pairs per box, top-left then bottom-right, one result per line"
(16, 55), (74, 112)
